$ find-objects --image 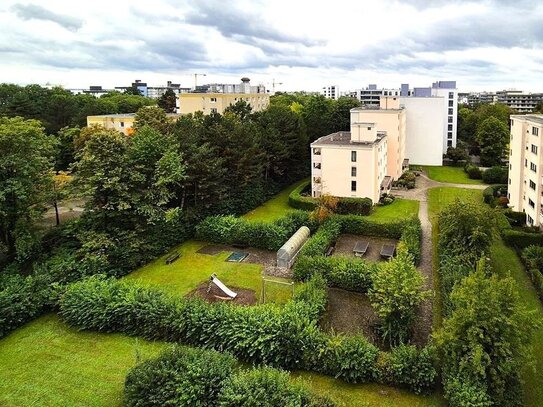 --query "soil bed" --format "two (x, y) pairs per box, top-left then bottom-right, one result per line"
(333, 235), (399, 263)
